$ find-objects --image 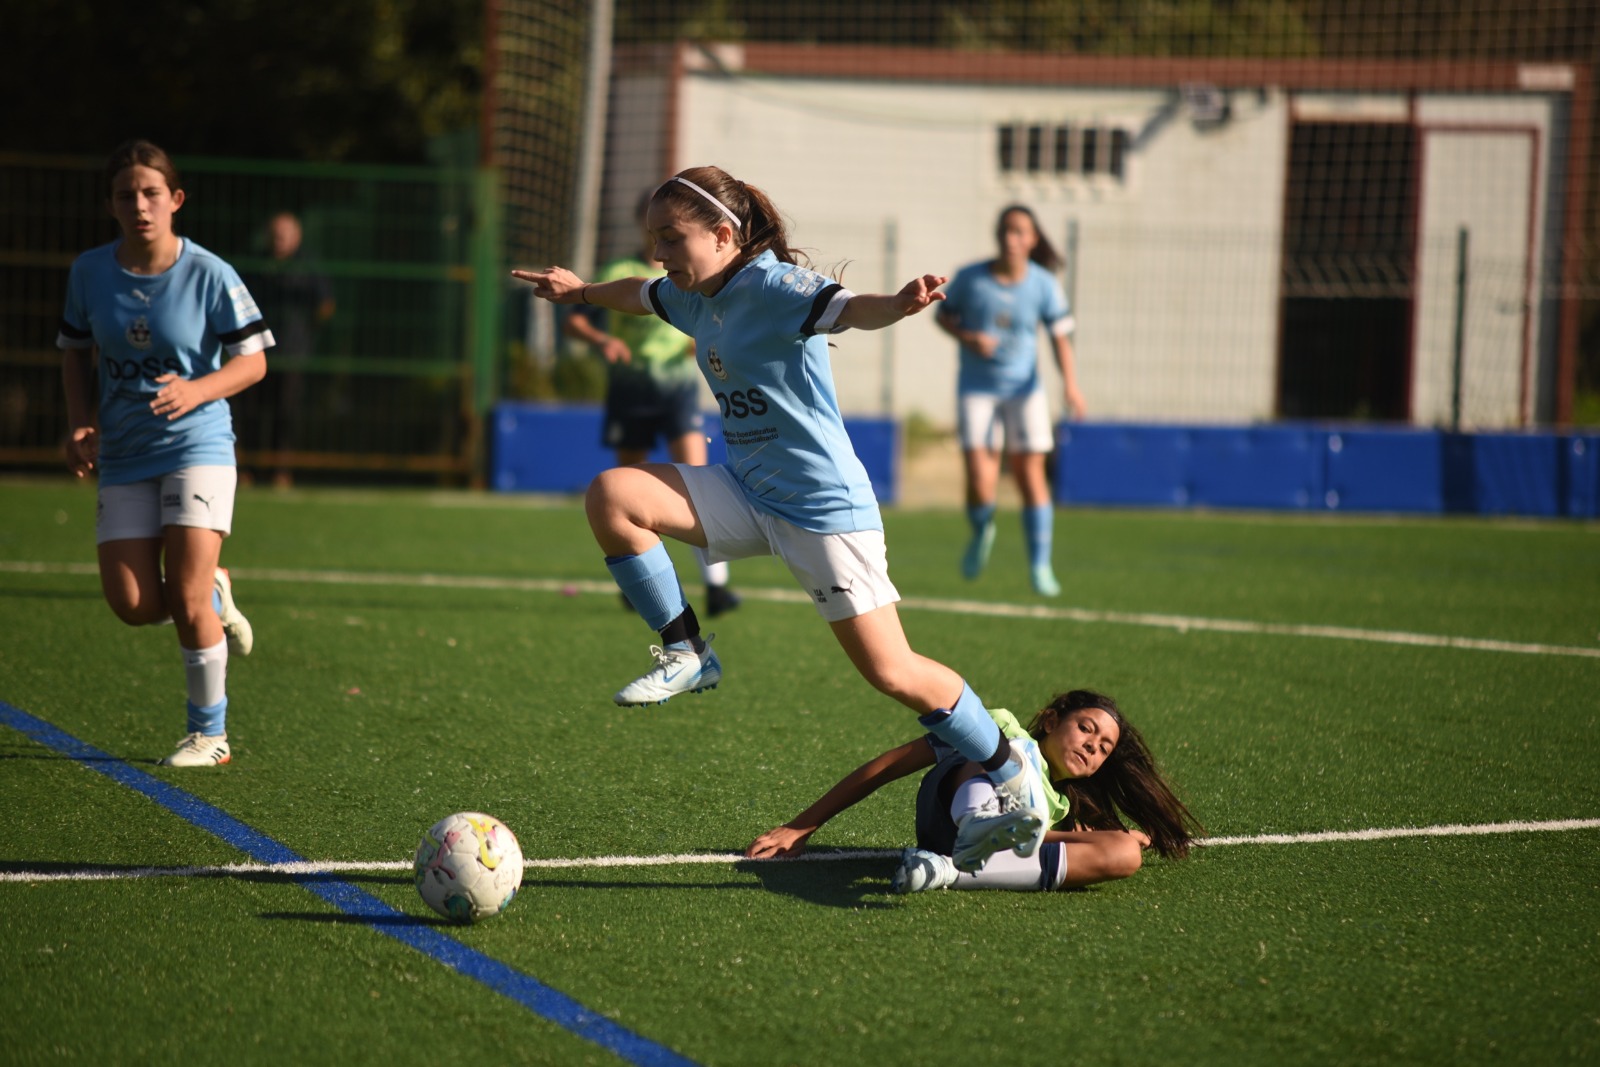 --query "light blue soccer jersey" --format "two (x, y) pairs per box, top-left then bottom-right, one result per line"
(942, 260), (1072, 399)
(646, 249), (880, 534)
(57, 239), (274, 485)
